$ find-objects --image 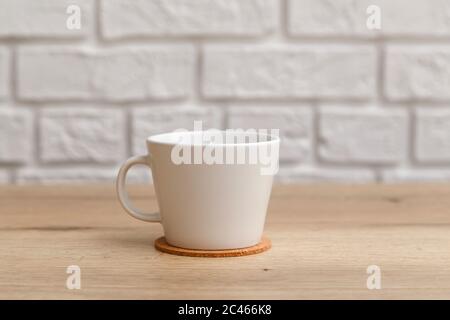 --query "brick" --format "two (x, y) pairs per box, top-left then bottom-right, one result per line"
(101, 0), (277, 39)
(17, 46), (194, 101)
(16, 167), (118, 184)
(288, 0), (450, 37)
(319, 107), (407, 164)
(276, 166), (376, 183)
(382, 169), (450, 183)
(0, 109), (32, 163)
(0, 48), (8, 99)
(228, 106), (311, 162)
(416, 109), (450, 163)
(132, 106), (222, 155)
(16, 166), (152, 184)
(203, 46), (376, 99)
(0, 0), (91, 39)
(40, 108), (125, 163)
(385, 47), (450, 101)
